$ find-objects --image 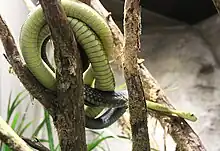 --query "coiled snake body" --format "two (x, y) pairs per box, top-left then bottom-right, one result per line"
(19, 0), (197, 129)
(20, 0), (126, 129)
